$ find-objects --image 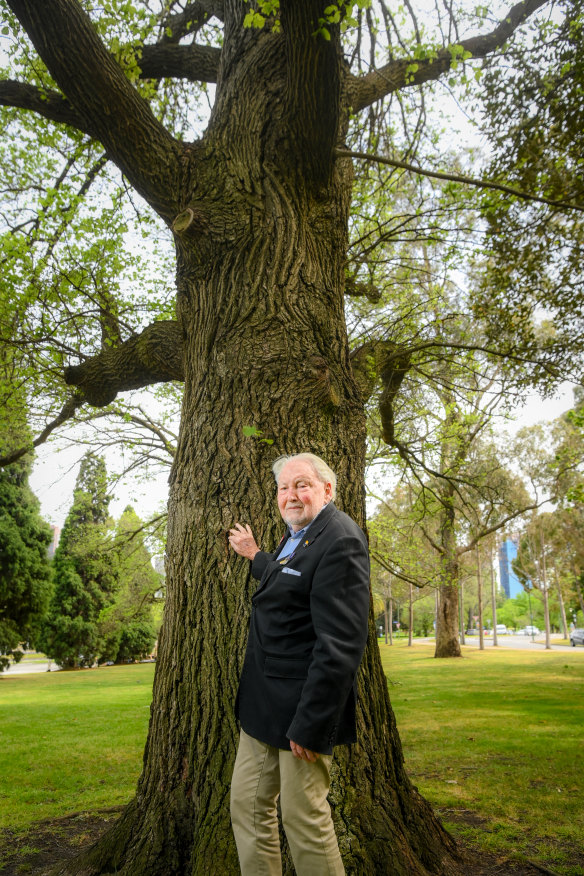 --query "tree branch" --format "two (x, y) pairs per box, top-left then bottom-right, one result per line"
(0, 394), (85, 468)
(336, 148), (584, 214)
(0, 80), (95, 135)
(280, 0), (341, 185)
(458, 502), (542, 556)
(344, 276), (382, 302)
(371, 551), (437, 589)
(64, 320), (184, 407)
(160, 1), (224, 43)
(139, 44), (220, 83)
(348, 0), (549, 112)
(6, 0), (183, 222)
